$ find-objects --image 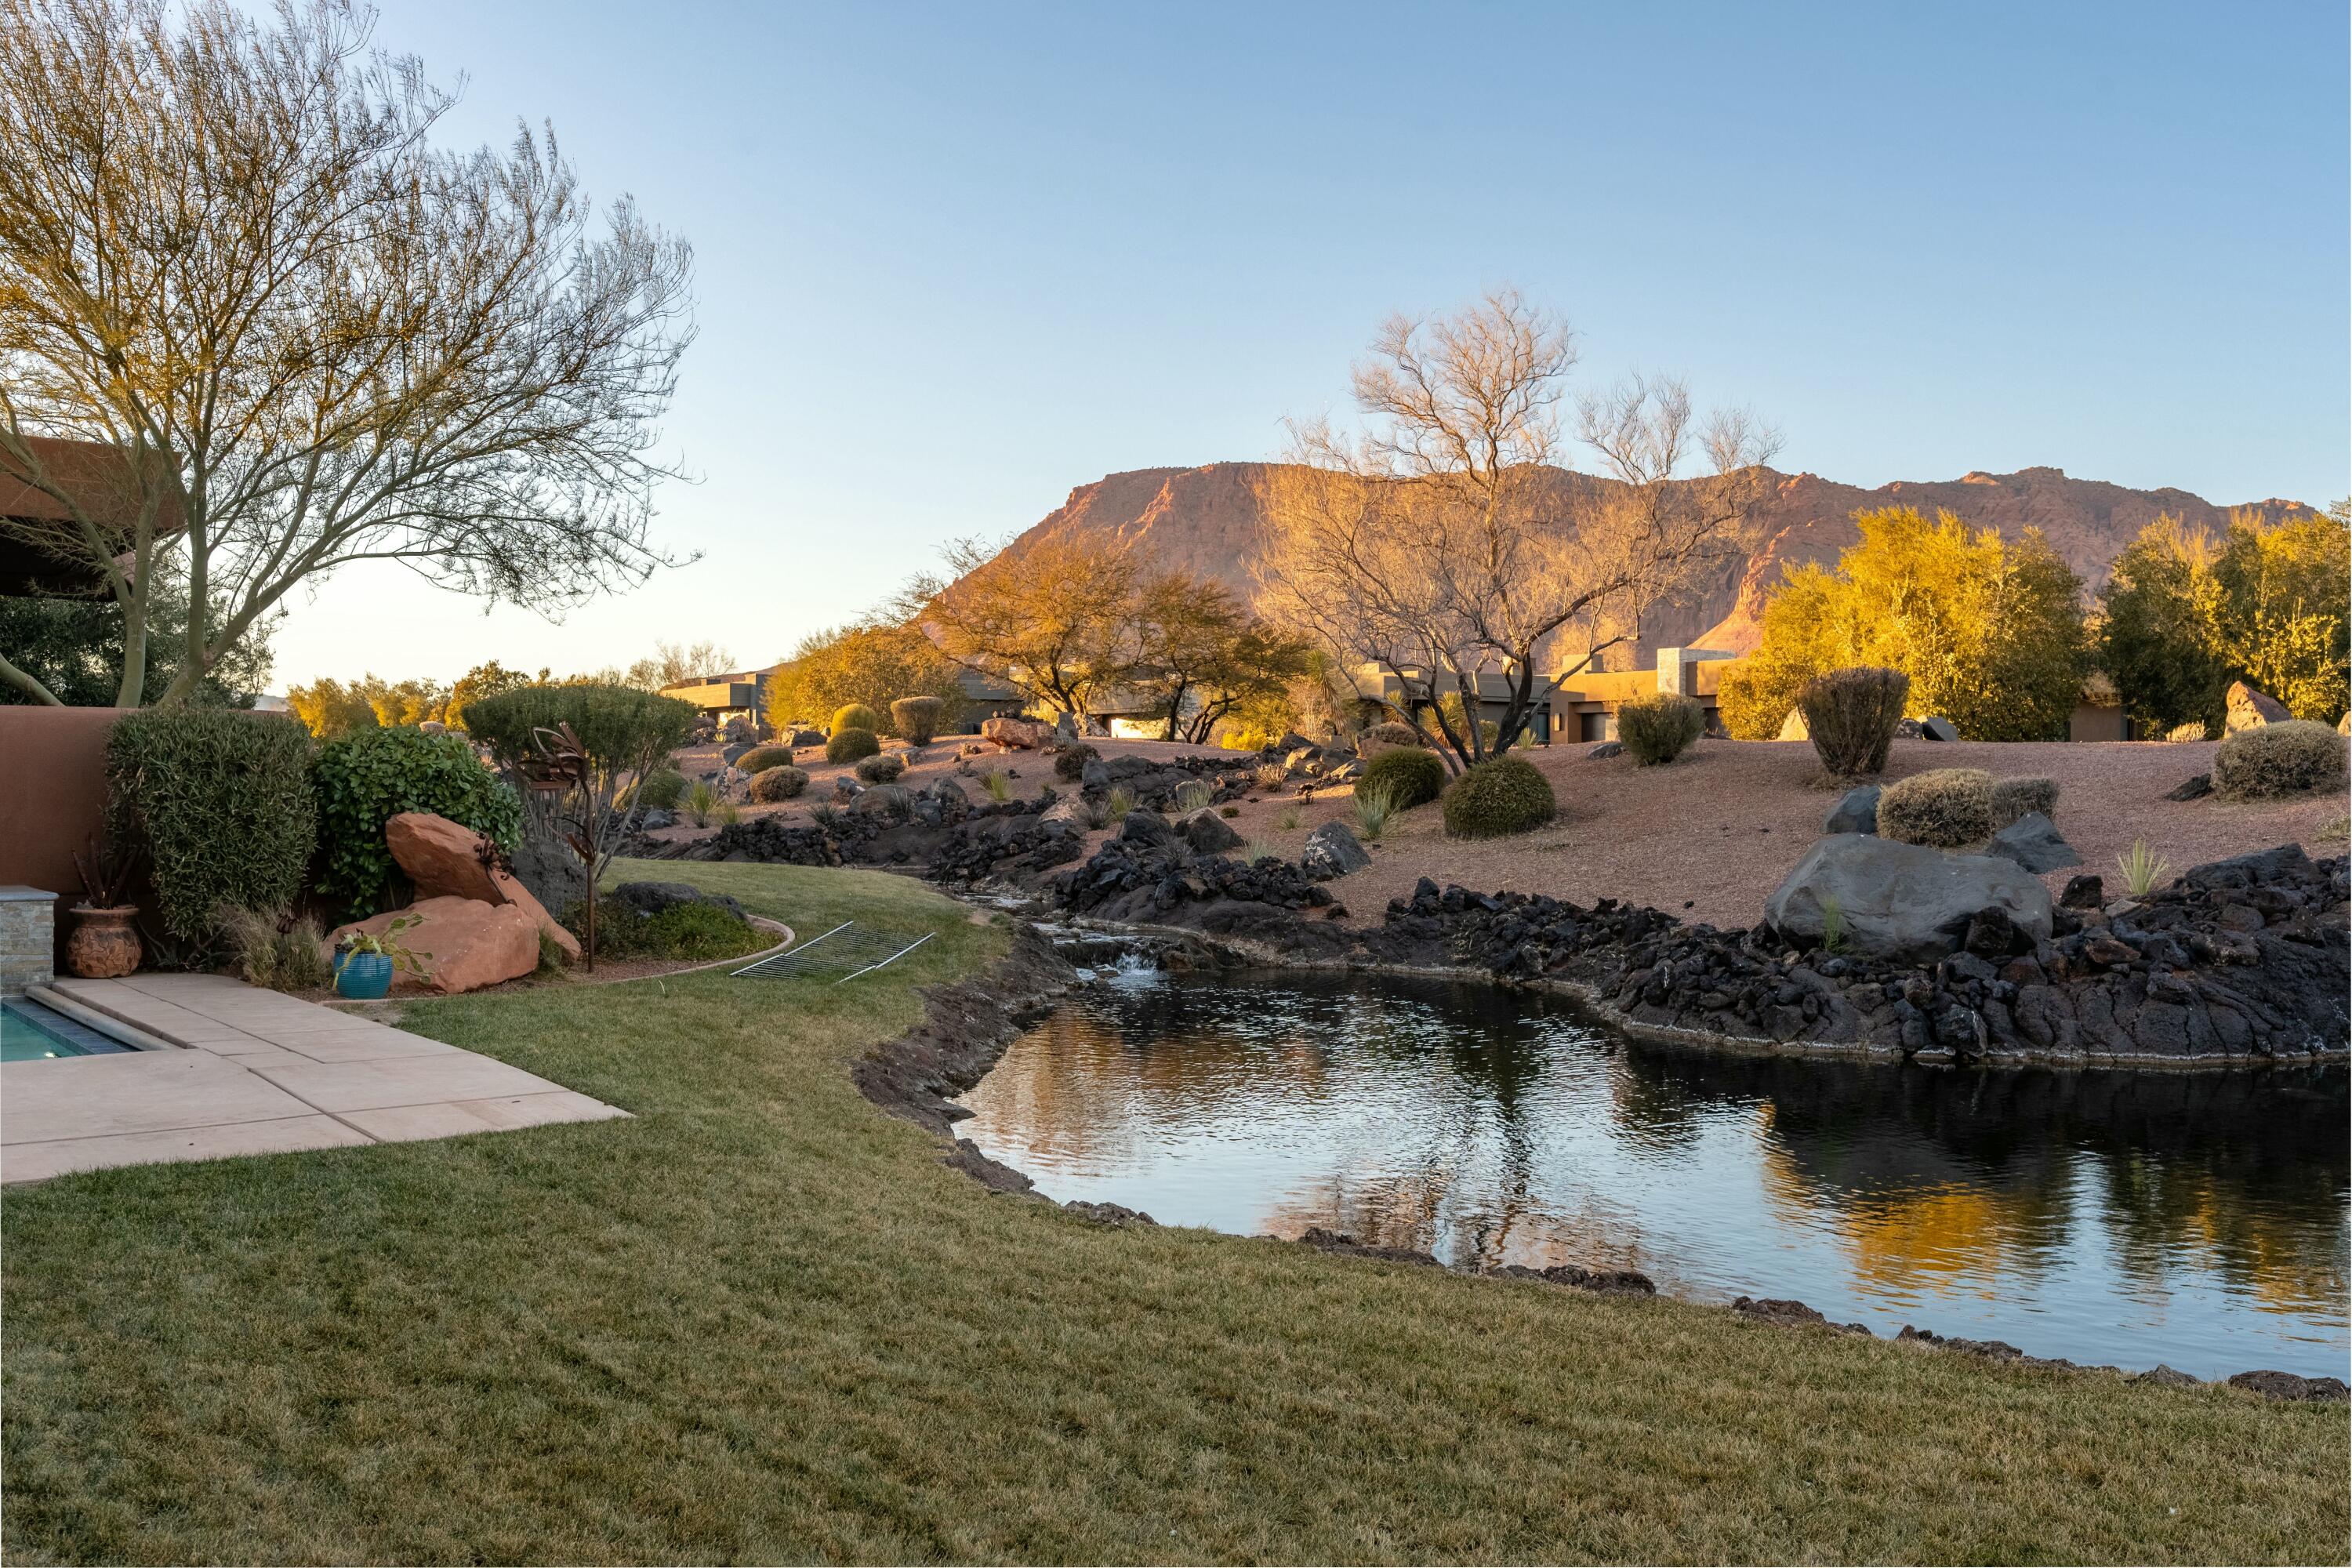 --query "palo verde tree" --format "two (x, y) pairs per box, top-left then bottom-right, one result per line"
(1255, 288), (1780, 771)
(1131, 570), (1313, 742)
(905, 532), (1144, 724)
(0, 0), (695, 706)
